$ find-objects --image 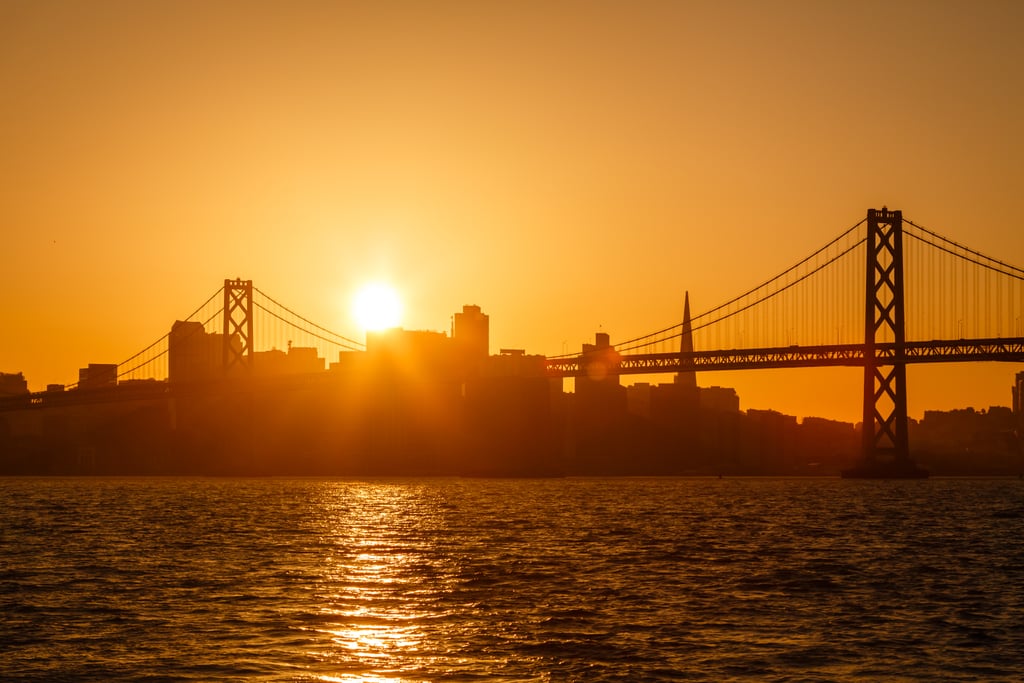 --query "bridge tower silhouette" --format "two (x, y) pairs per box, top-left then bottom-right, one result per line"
(848, 208), (926, 477)
(223, 279), (254, 374)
